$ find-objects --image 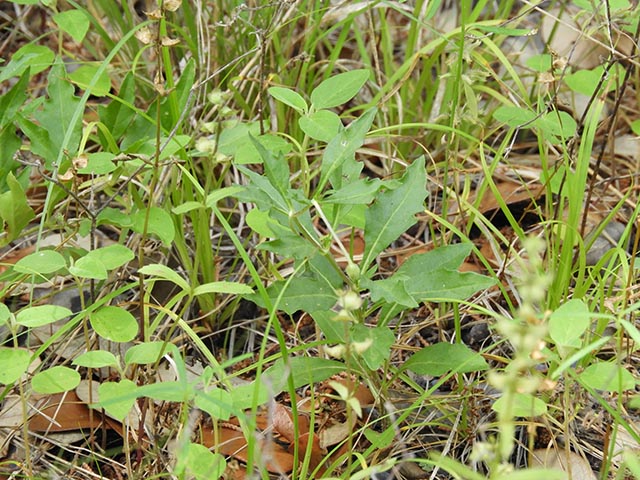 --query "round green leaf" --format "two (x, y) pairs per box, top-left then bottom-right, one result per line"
(579, 362), (636, 392)
(69, 255), (108, 280)
(78, 152), (117, 174)
(299, 110), (342, 142)
(15, 305), (72, 328)
(98, 379), (138, 421)
(0, 348), (31, 384)
(493, 106), (537, 128)
(14, 250), (66, 275)
(179, 442), (226, 480)
(73, 350), (119, 368)
(132, 207), (175, 246)
(492, 393), (547, 417)
(90, 306), (138, 342)
(549, 299), (590, 349)
(87, 244), (134, 270)
(404, 342), (488, 376)
(68, 64), (111, 96)
(0, 303), (10, 325)
(125, 342), (167, 365)
(31, 366), (80, 394)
